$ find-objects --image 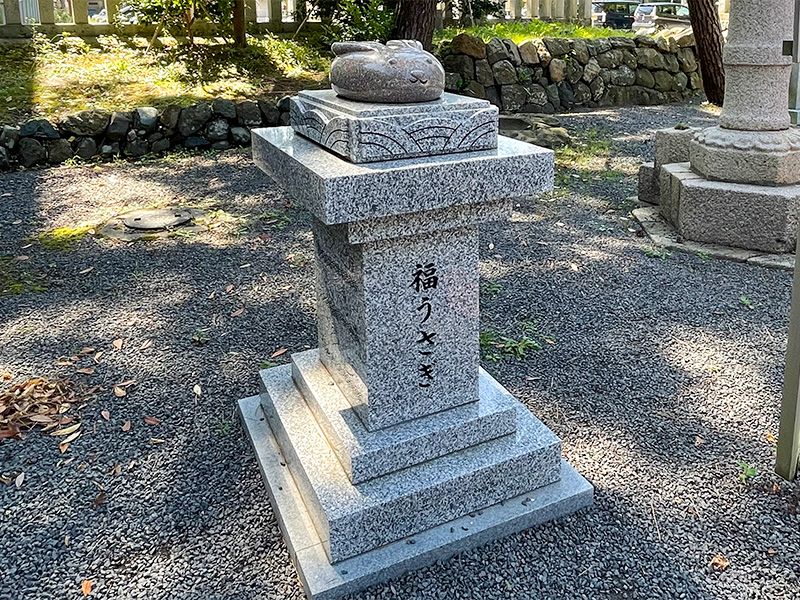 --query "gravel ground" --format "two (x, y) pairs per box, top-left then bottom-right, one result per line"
(2, 101), (799, 600)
